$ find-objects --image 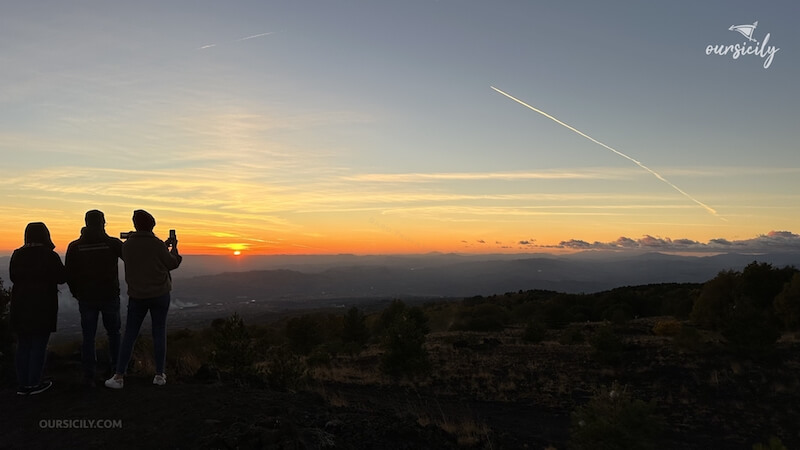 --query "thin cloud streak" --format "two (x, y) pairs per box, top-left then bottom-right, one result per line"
(197, 31), (275, 50)
(490, 86), (724, 220)
(346, 169), (631, 183)
(237, 32), (275, 41)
